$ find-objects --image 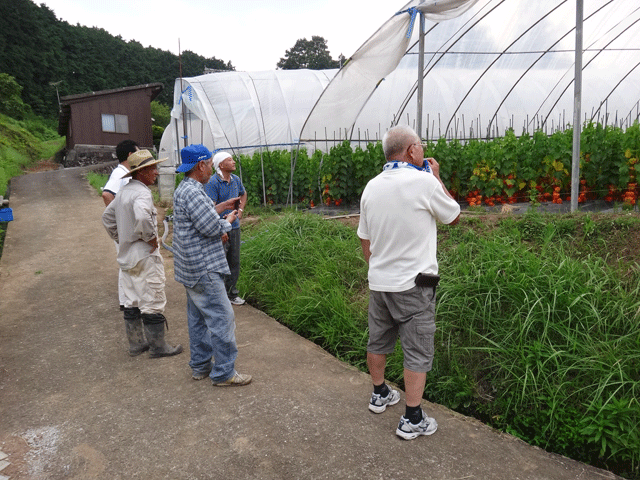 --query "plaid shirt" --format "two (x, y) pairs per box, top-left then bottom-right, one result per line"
(172, 177), (232, 287)
(203, 173), (245, 230)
